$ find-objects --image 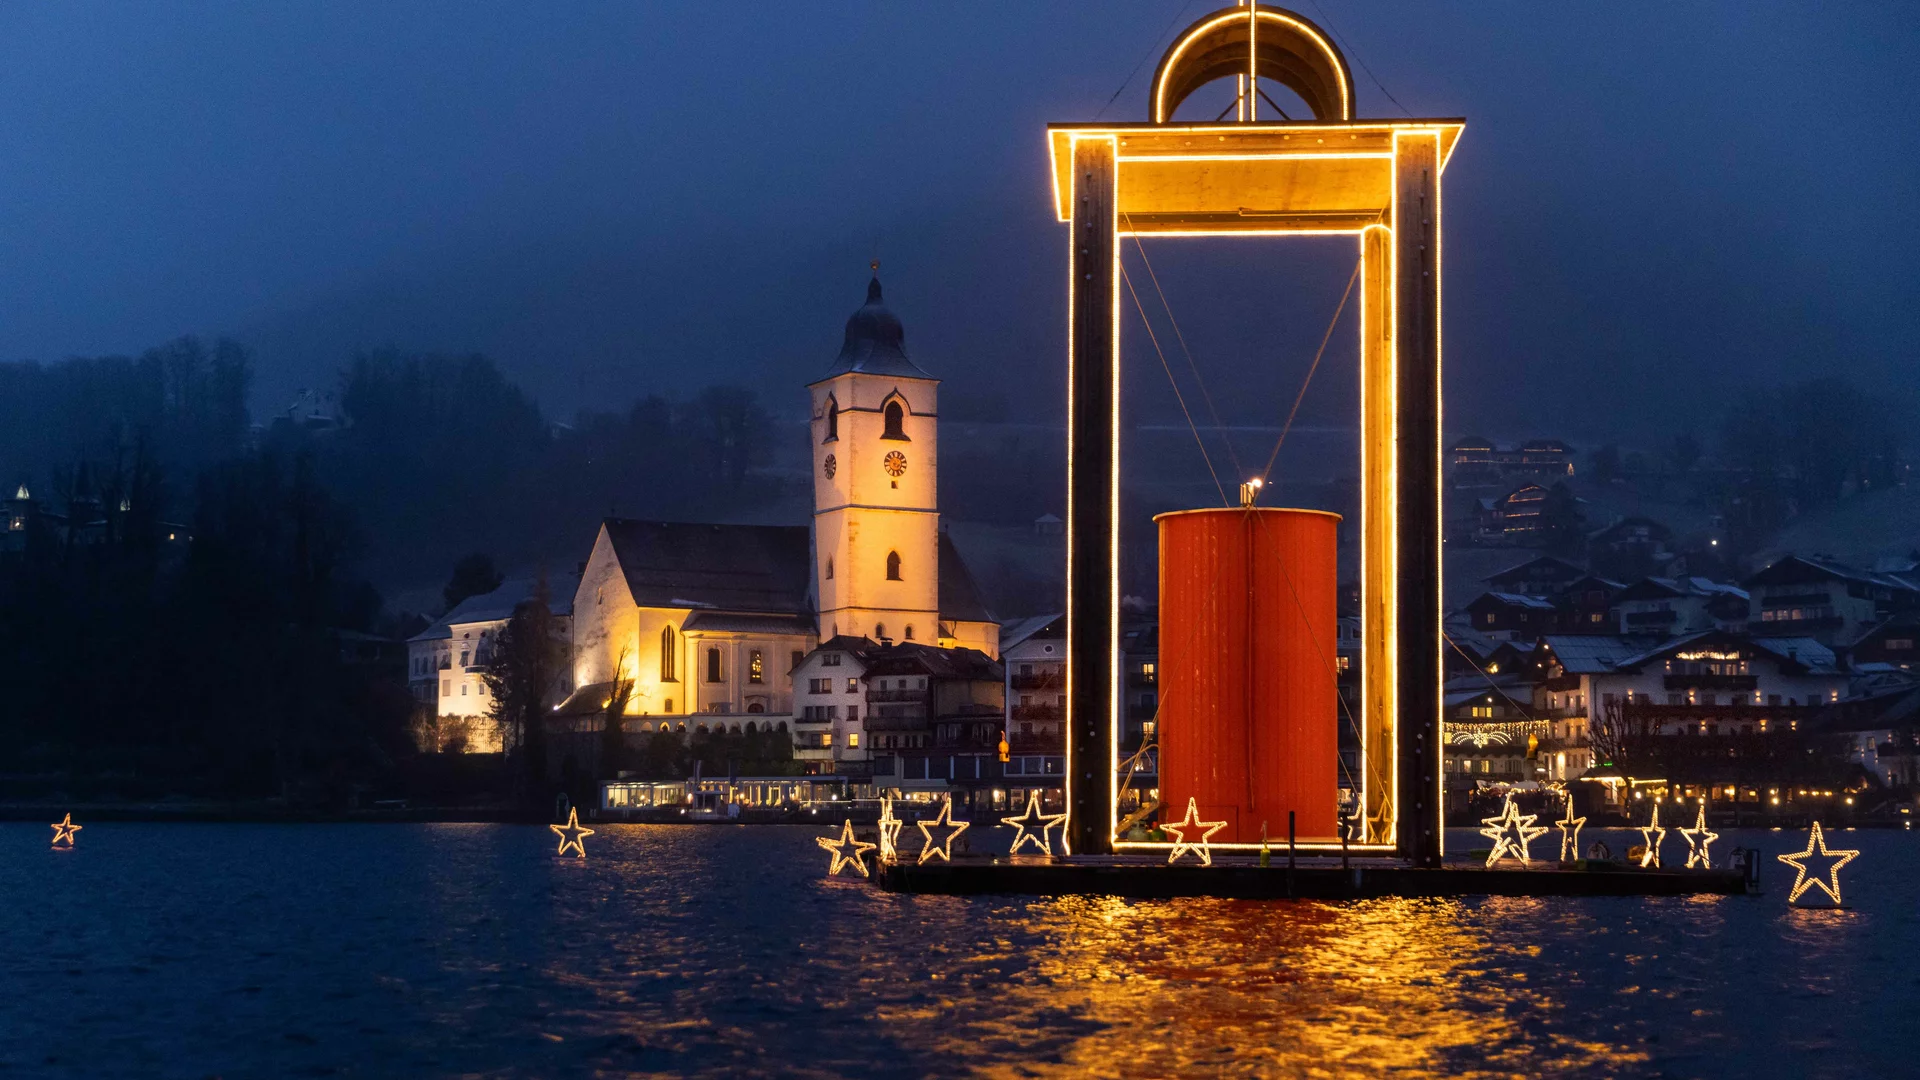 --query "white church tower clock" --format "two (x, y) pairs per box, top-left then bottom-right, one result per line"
(809, 266), (940, 645)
